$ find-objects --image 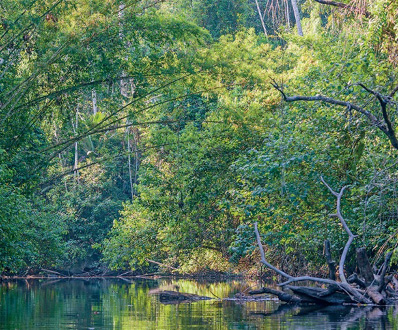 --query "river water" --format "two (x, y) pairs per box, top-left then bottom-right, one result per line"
(0, 278), (397, 329)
